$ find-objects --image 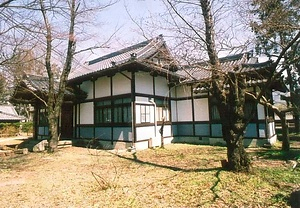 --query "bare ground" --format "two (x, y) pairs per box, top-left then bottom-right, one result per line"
(0, 142), (299, 208)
